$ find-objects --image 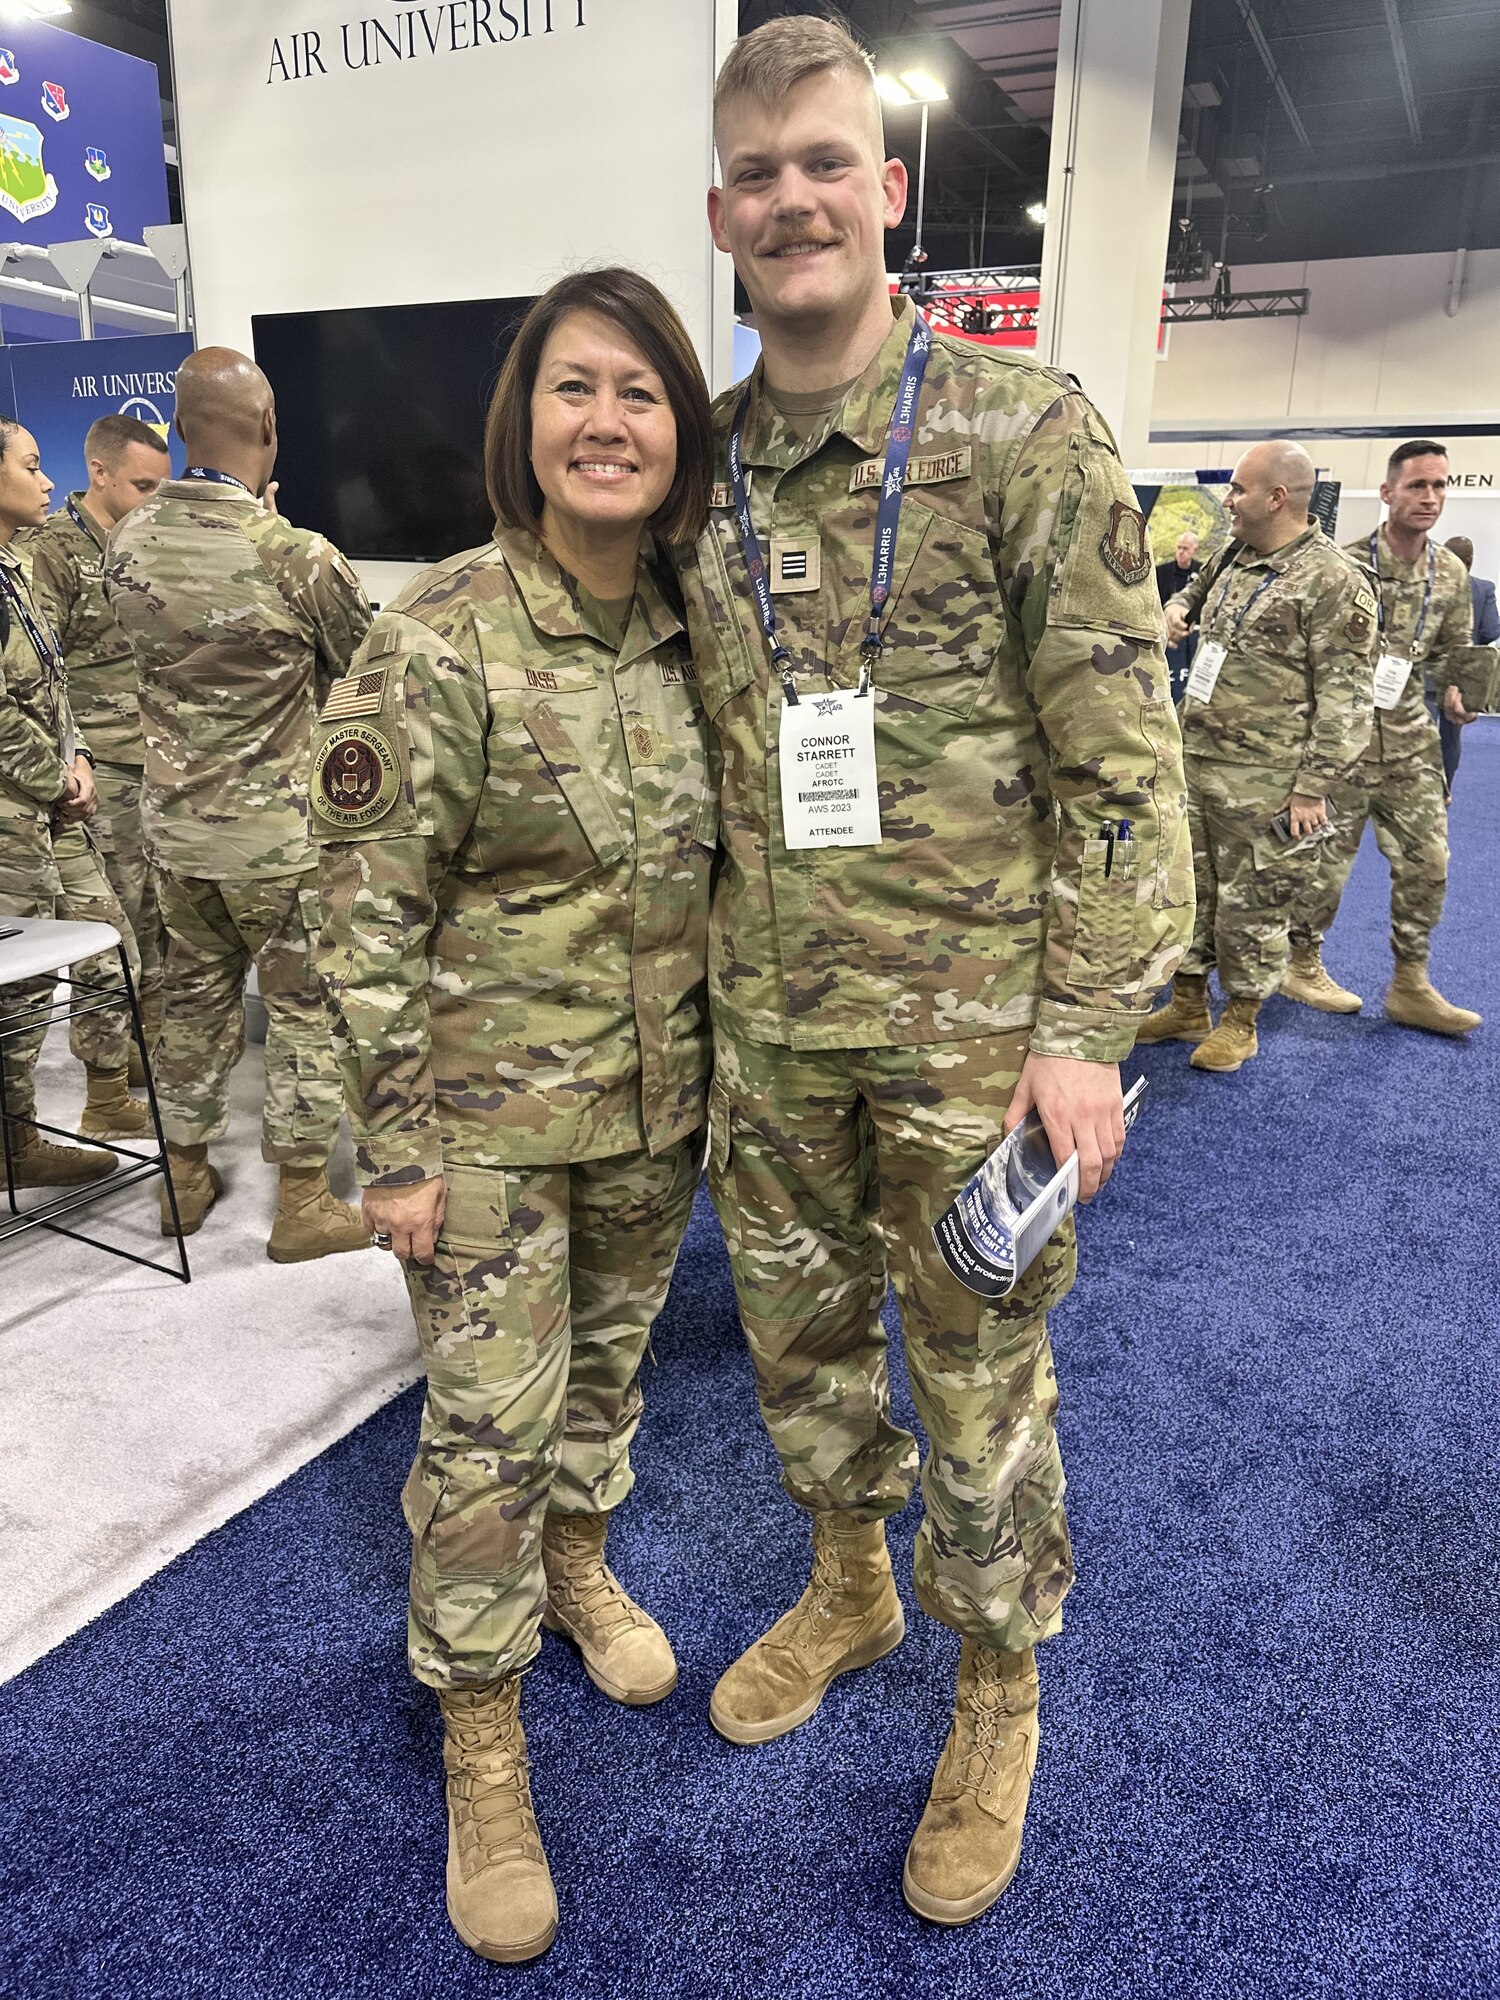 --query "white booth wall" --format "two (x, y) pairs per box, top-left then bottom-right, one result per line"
(165, 0), (737, 601)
